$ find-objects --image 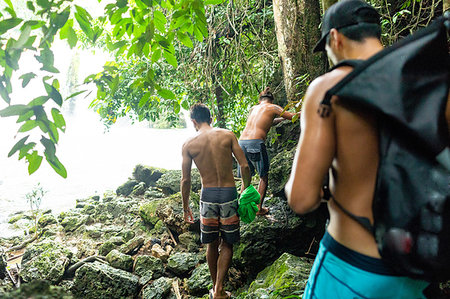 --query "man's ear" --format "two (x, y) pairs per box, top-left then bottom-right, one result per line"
(192, 119), (198, 127)
(329, 28), (344, 50)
